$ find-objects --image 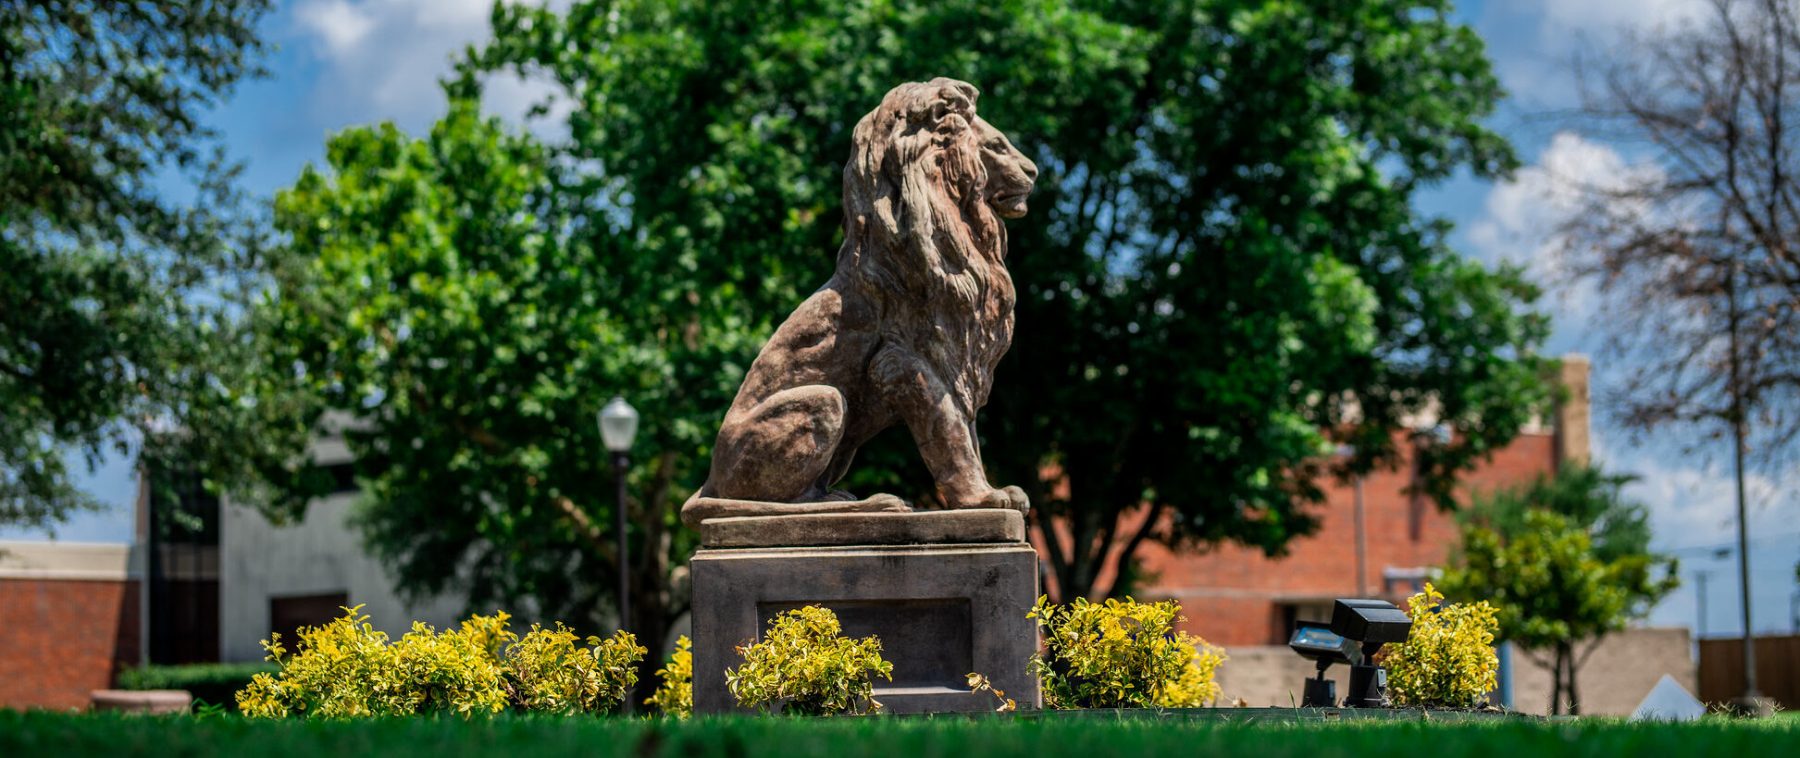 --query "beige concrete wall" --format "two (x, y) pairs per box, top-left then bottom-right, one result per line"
(1507, 627), (1695, 716)
(1214, 644), (1356, 707)
(1214, 627), (1694, 715)
(218, 492), (465, 663)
